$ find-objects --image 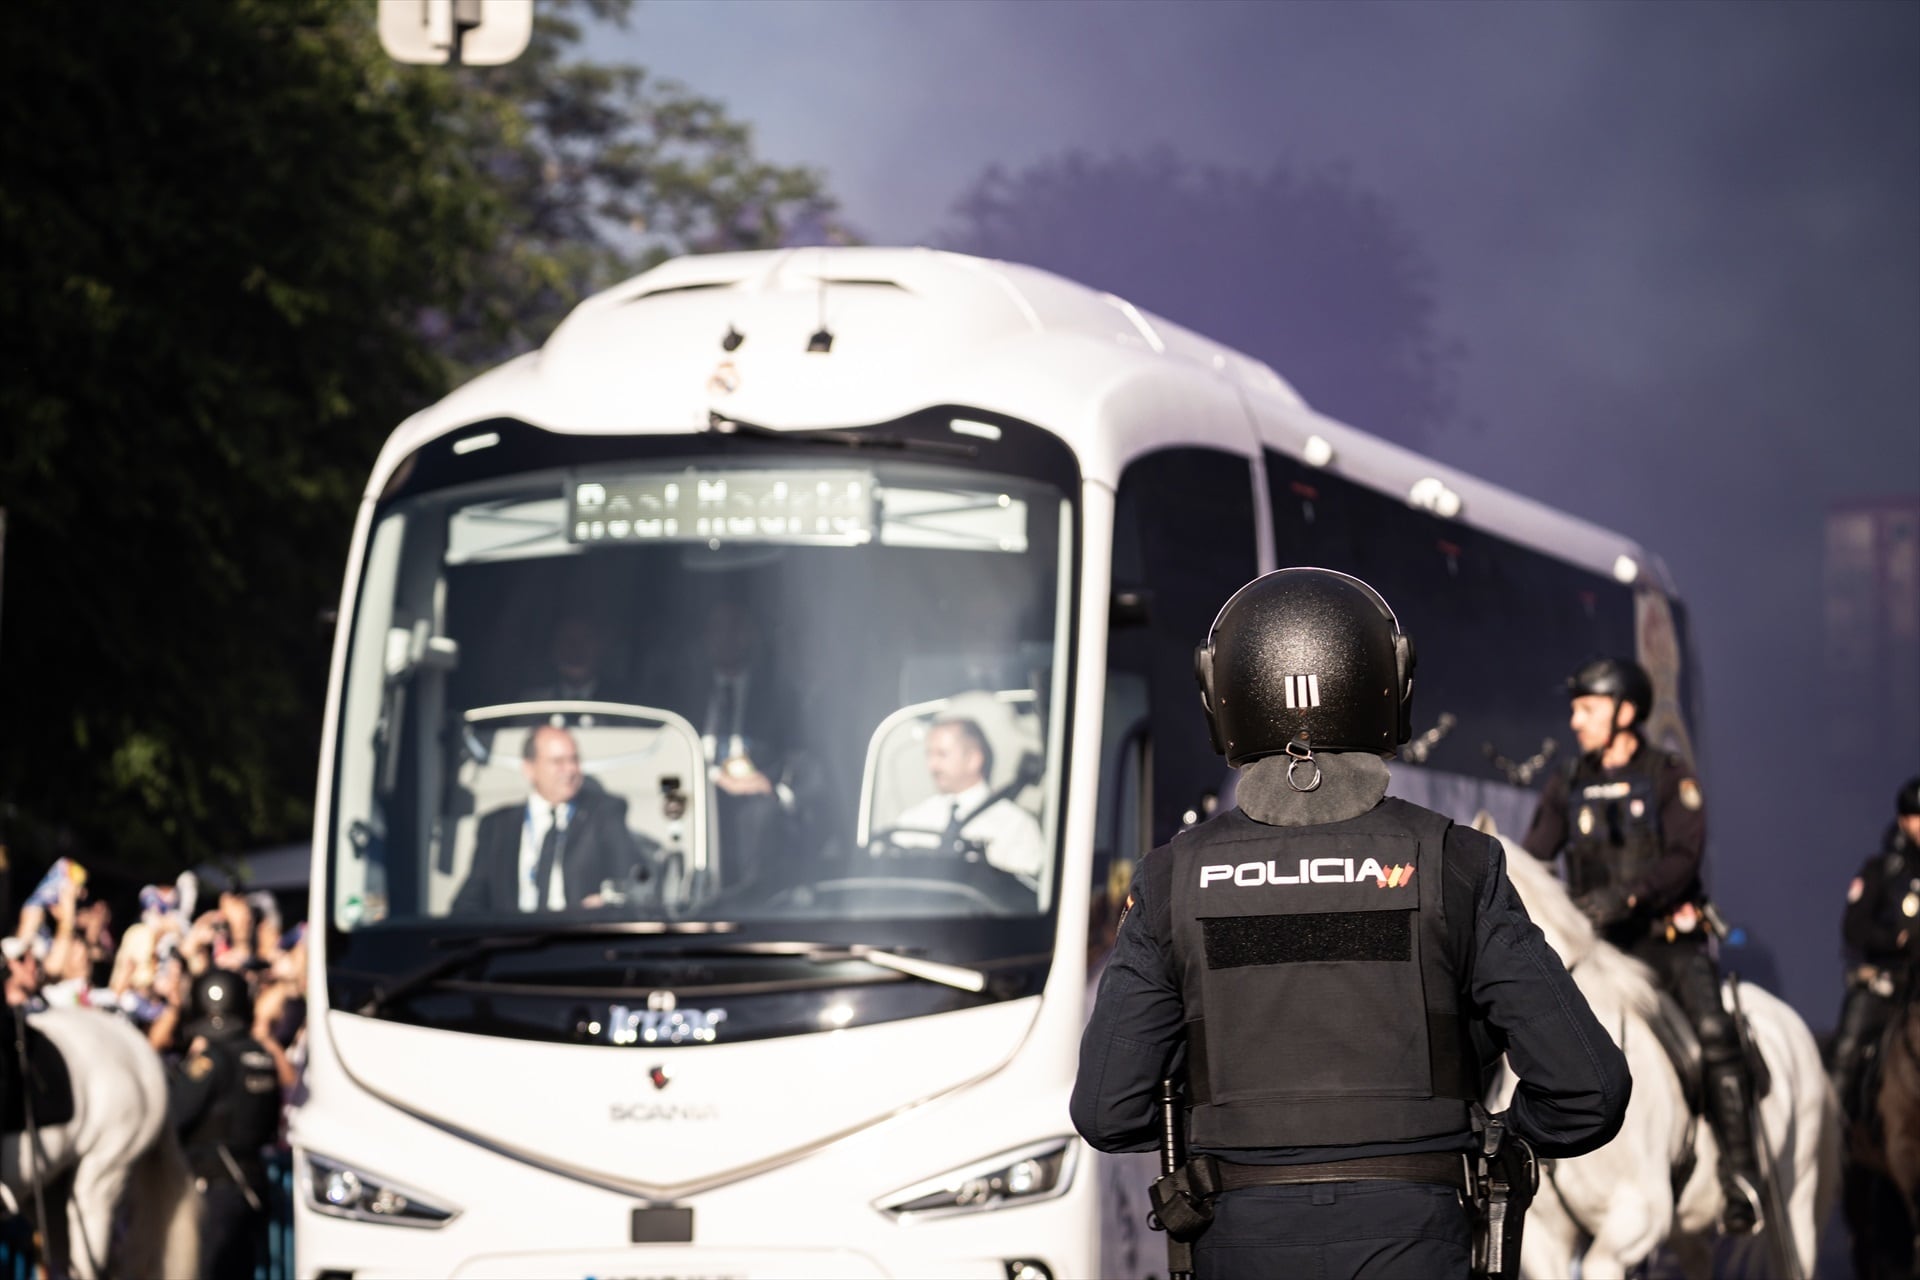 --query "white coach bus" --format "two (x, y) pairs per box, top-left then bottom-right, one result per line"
(295, 247), (1696, 1279)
